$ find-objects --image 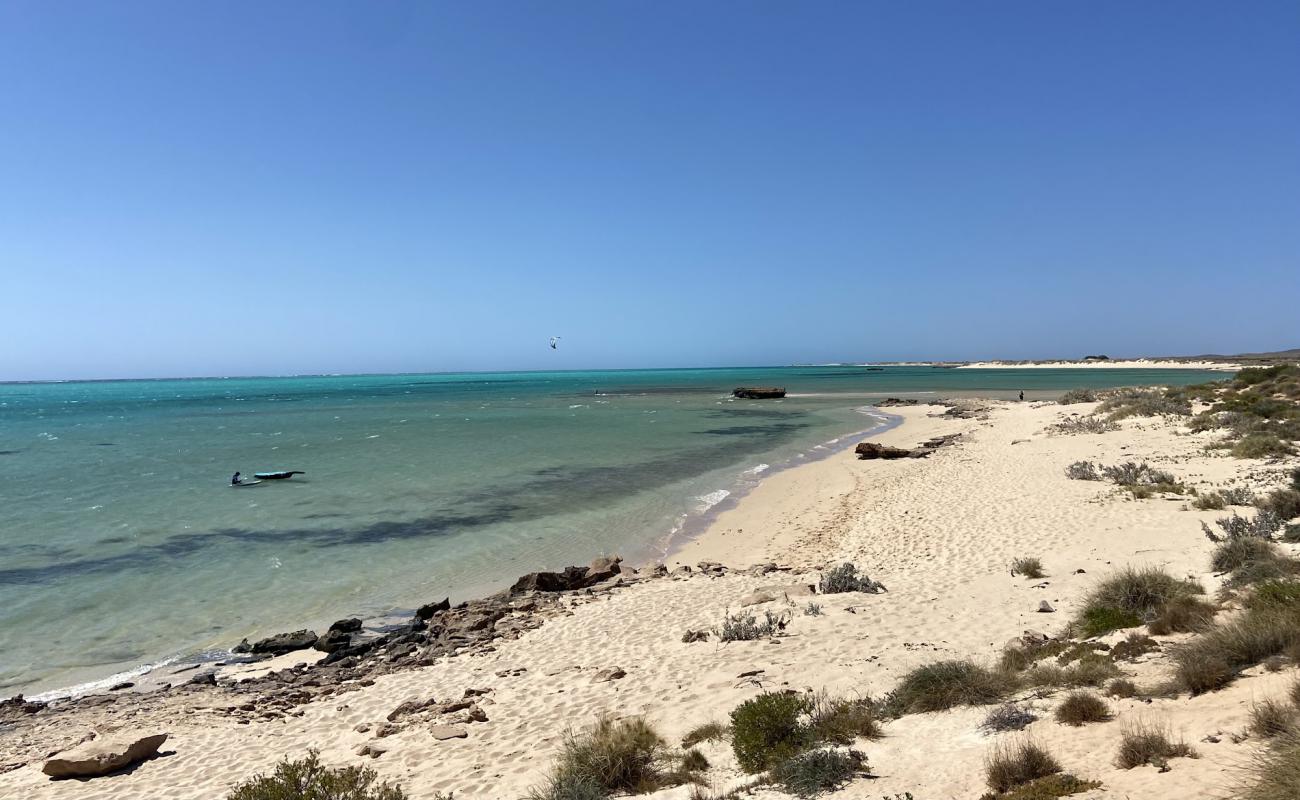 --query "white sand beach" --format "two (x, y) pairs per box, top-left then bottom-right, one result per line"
(3, 399), (1297, 799)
